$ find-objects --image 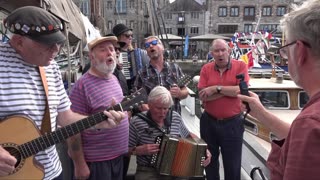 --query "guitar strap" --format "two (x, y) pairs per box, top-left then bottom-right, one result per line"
(39, 66), (52, 134)
(136, 109), (172, 134)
